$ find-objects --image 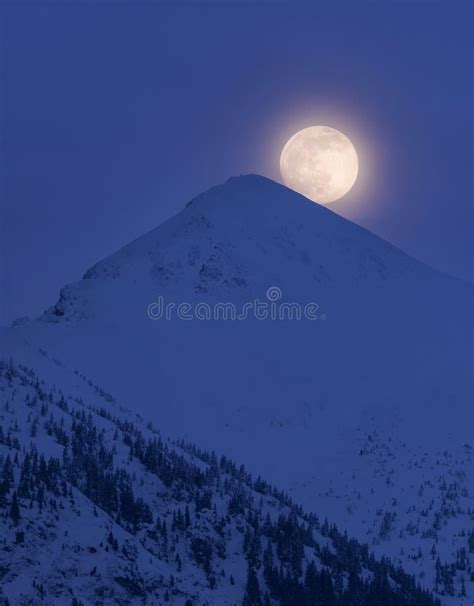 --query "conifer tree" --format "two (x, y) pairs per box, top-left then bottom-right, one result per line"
(10, 491), (21, 525)
(243, 565), (262, 606)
